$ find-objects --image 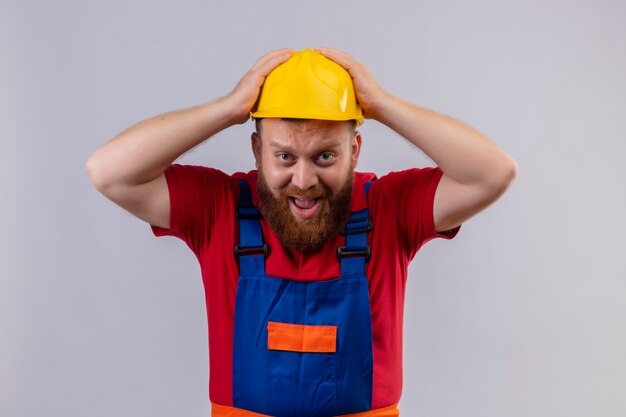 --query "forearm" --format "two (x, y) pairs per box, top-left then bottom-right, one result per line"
(87, 95), (238, 189)
(374, 94), (517, 188)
